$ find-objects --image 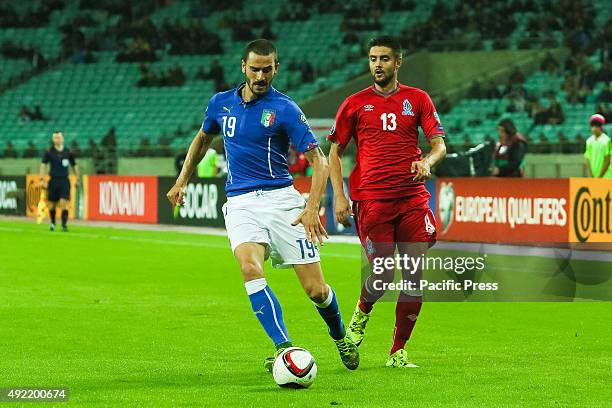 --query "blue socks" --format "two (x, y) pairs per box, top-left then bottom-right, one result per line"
(314, 285), (345, 340)
(245, 279), (345, 346)
(245, 278), (290, 348)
